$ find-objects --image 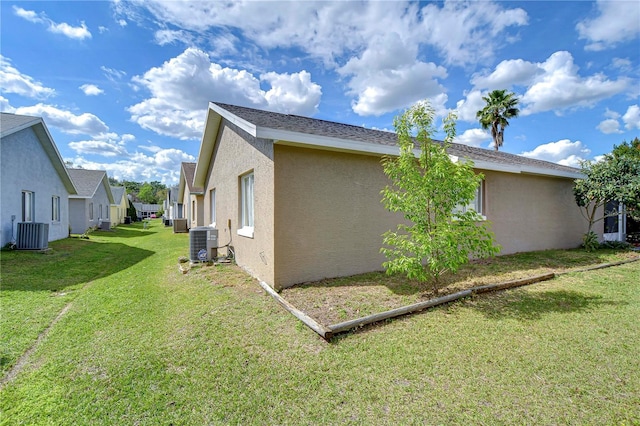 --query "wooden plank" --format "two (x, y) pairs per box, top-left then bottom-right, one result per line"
(328, 289), (473, 335)
(471, 272), (555, 294)
(258, 281), (333, 340)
